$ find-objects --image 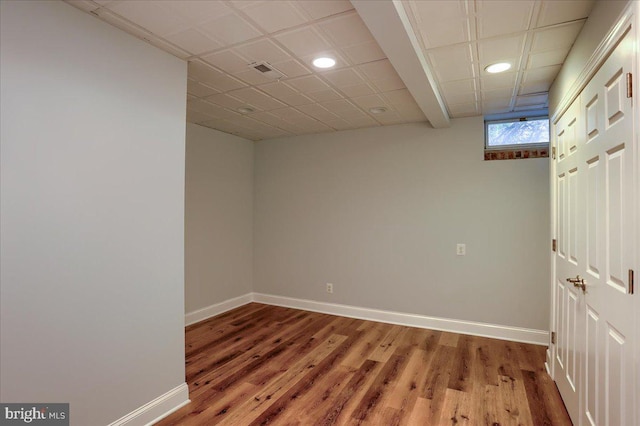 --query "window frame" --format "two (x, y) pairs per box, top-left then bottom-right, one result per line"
(484, 116), (550, 150)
